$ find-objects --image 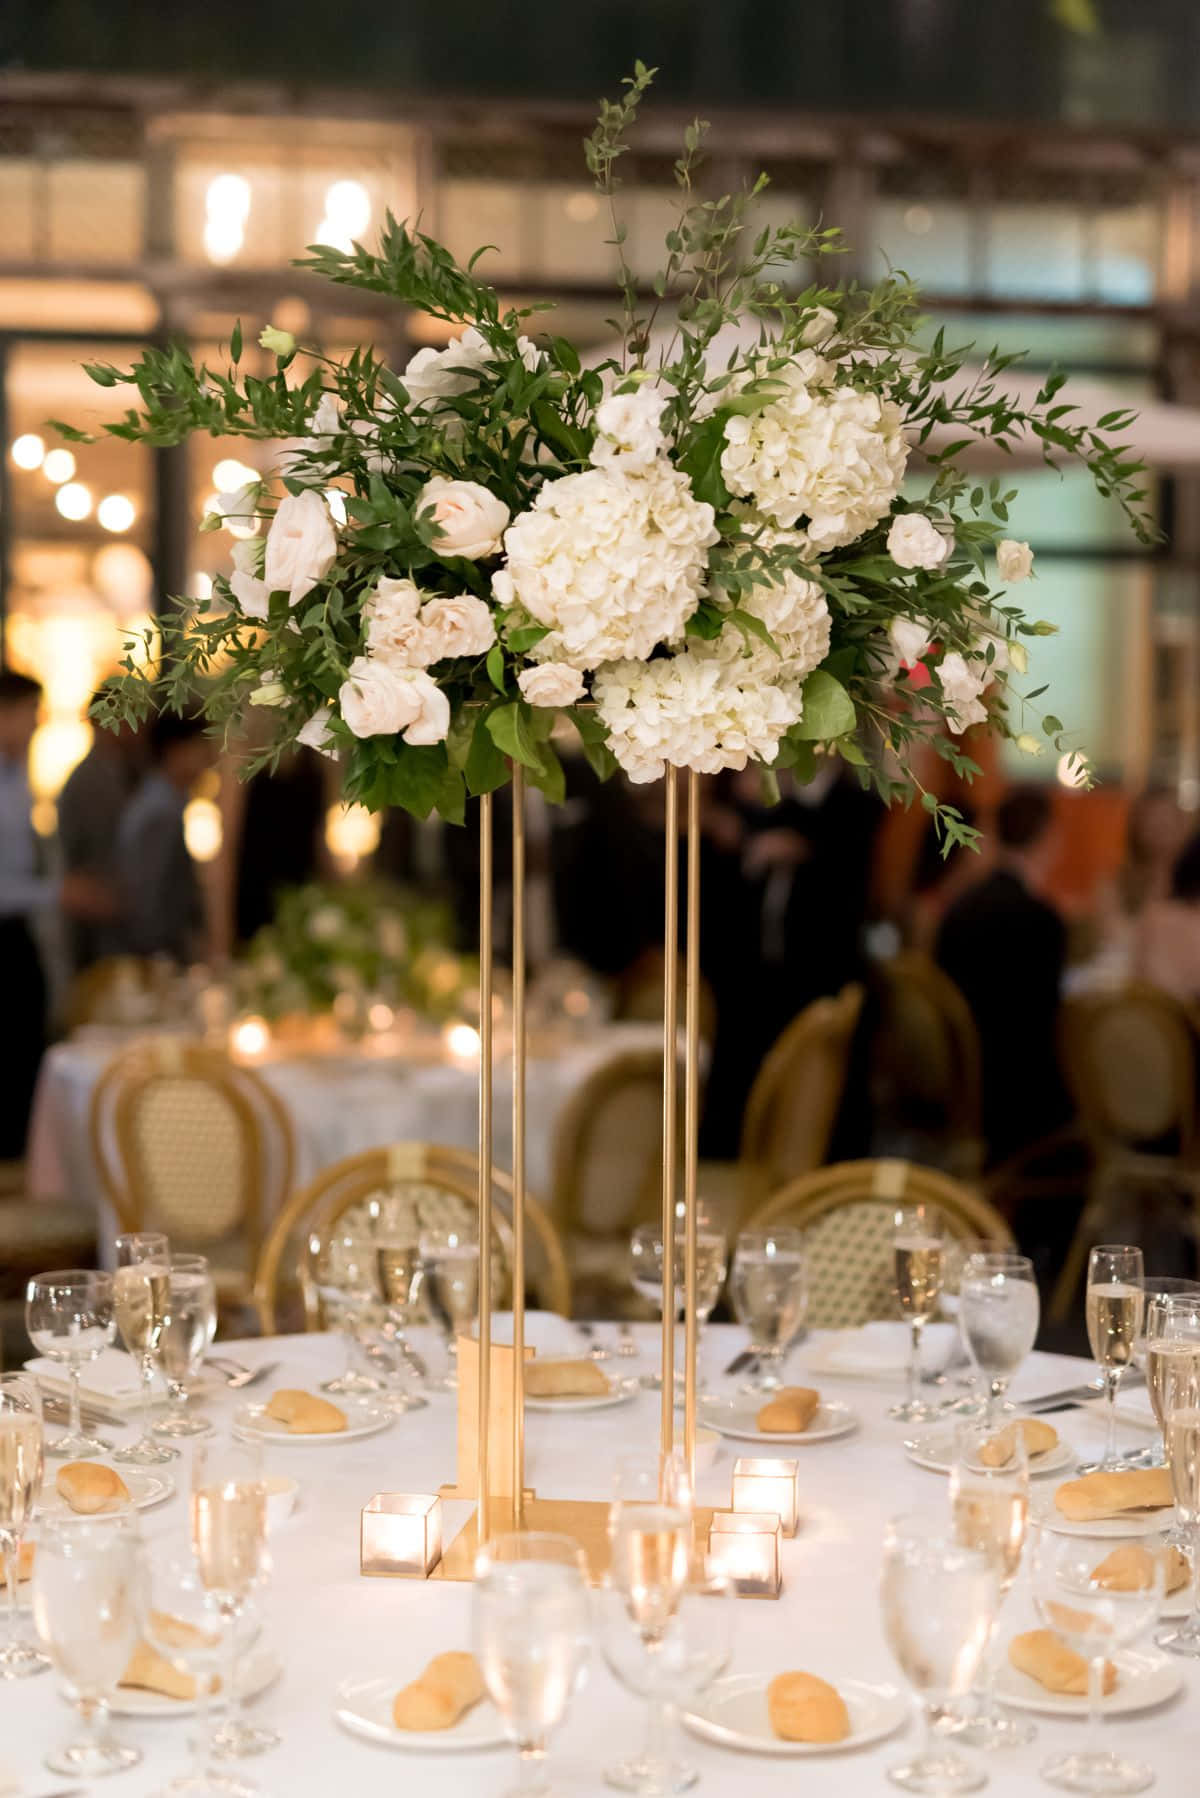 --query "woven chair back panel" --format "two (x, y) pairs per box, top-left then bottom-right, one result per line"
(338, 1183), (511, 1307)
(804, 1201), (899, 1329)
(1085, 1010), (1187, 1143)
(574, 1079), (665, 1236)
(128, 1079), (247, 1241)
